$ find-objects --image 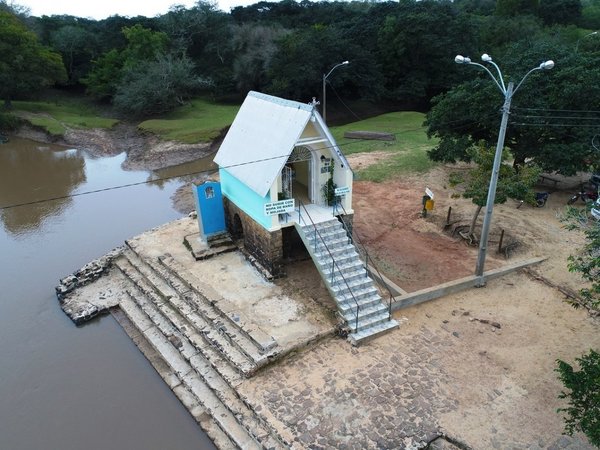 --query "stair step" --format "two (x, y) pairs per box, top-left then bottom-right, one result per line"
(115, 256), (255, 380)
(322, 259), (365, 275)
(342, 303), (389, 324)
(120, 292), (285, 449)
(296, 218), (399, 344)
(306, 229), (348, 244)
(125, 249), (272, 365)
(111, 306), (239, 450)
(338, 294), (385, 314)
(329, 268), (369, 285)
(349, 319), (400, 346)
(156, 254), (278, 355)
(315, 245), (359, 263)
(332, 279), (377, 296)
(353, 311), (392, 332)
